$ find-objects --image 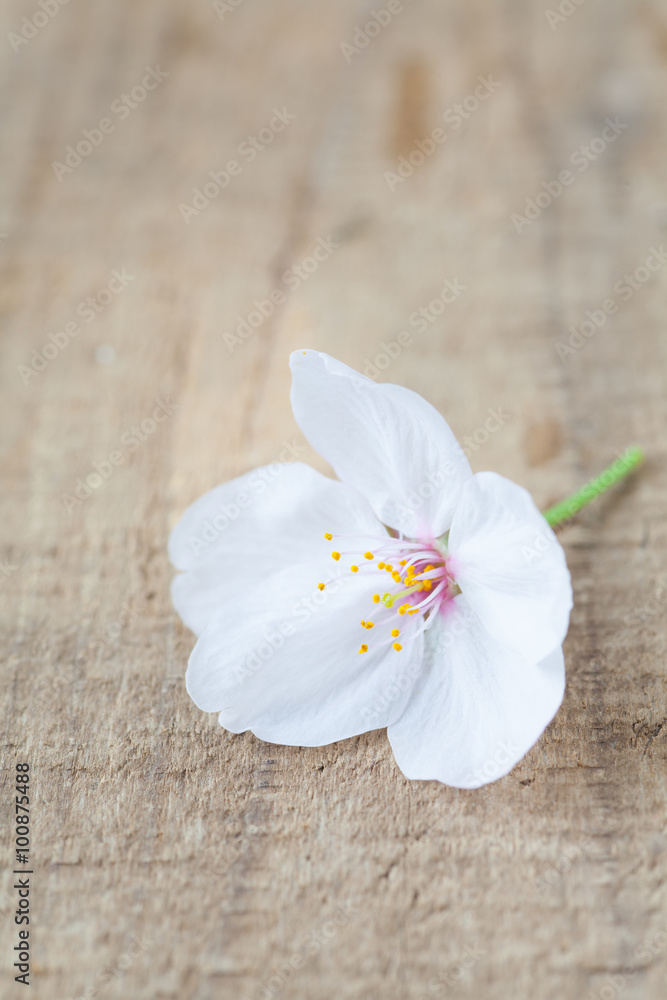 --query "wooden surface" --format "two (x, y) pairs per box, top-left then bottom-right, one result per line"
(1, 1), (666, 998)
